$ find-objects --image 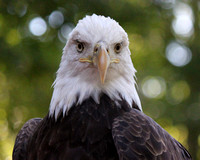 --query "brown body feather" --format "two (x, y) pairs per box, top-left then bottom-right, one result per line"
(13, 94), (191, 160)
(13, 118), (42, 160)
